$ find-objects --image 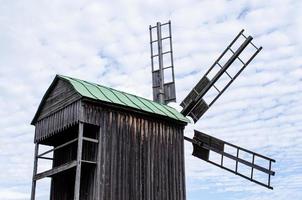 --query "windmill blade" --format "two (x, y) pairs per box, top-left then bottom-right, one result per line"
(149, 21), (176, 104)
(184, 130), (275, 189)
(181, 30), (262, 122)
